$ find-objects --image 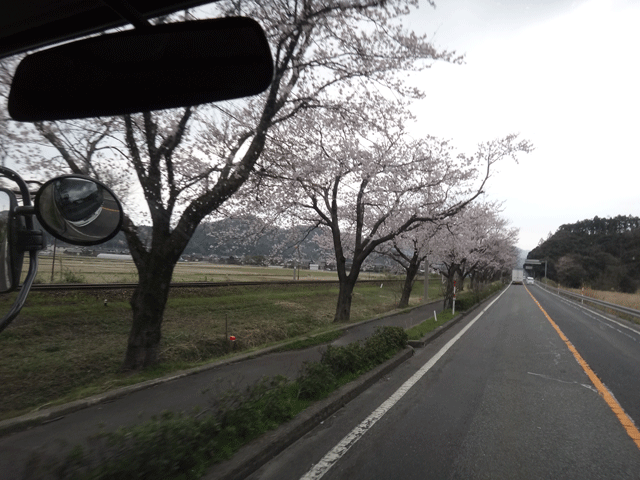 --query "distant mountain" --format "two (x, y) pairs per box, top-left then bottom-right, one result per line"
(516, 248), (529, 269)
(183, 217), (330, 263)
(44, 216), (413, 269)
(527, 215), (640, 292)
